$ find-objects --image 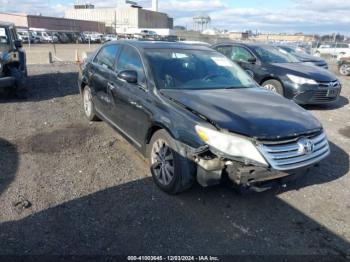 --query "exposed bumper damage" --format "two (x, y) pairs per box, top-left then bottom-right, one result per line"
(187, 144), (315, 190)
